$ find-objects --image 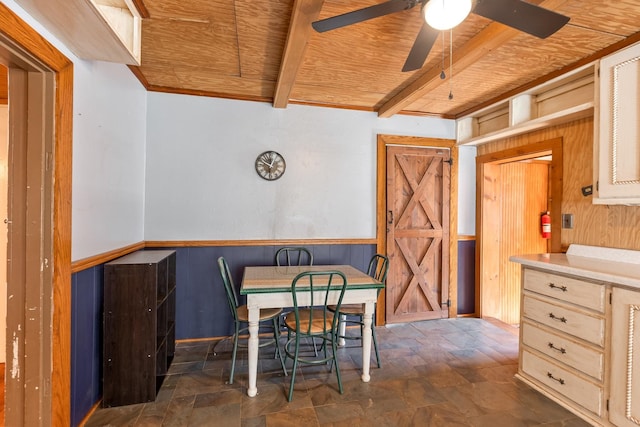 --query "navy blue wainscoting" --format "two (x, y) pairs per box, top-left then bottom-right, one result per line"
(174, 244), (377, 339)
(70, 242), (376, 425)
(71, 265), (104, 427)
(457, 239), (476, 315)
